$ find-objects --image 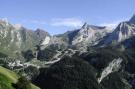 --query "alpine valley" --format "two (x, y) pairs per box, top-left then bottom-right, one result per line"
(1, 15), (135, 89)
